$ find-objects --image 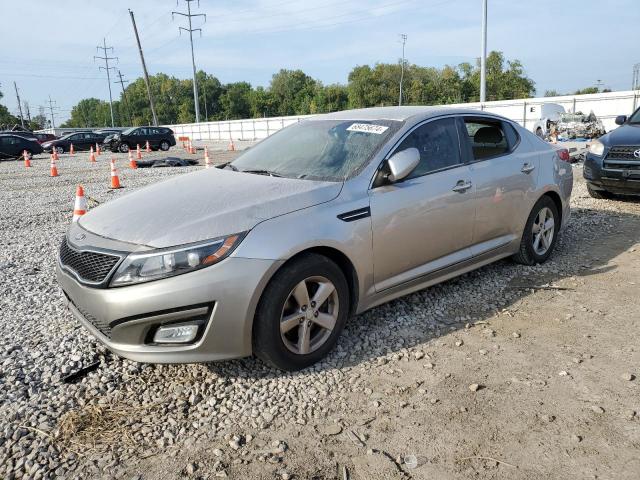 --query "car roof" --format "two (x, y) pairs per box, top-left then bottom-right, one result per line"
(313, 106), (509, 123)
